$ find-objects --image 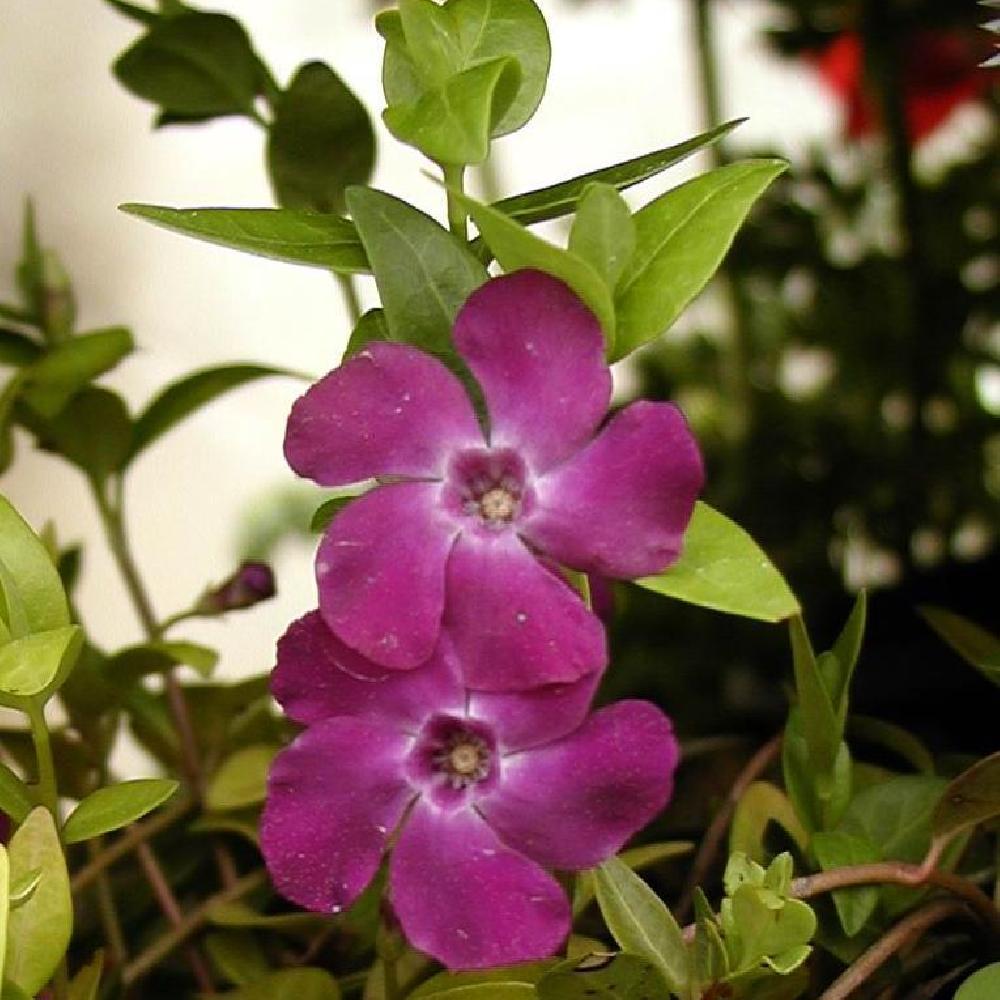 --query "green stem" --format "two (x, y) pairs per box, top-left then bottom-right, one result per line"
(693, 0), (725, 170)
(382, 955), (401, 1000)
(27, 702), (59, 821)
(87, 838), (128, 965)
(443, 163), (468, 239)
(336, 273), (363, 326)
